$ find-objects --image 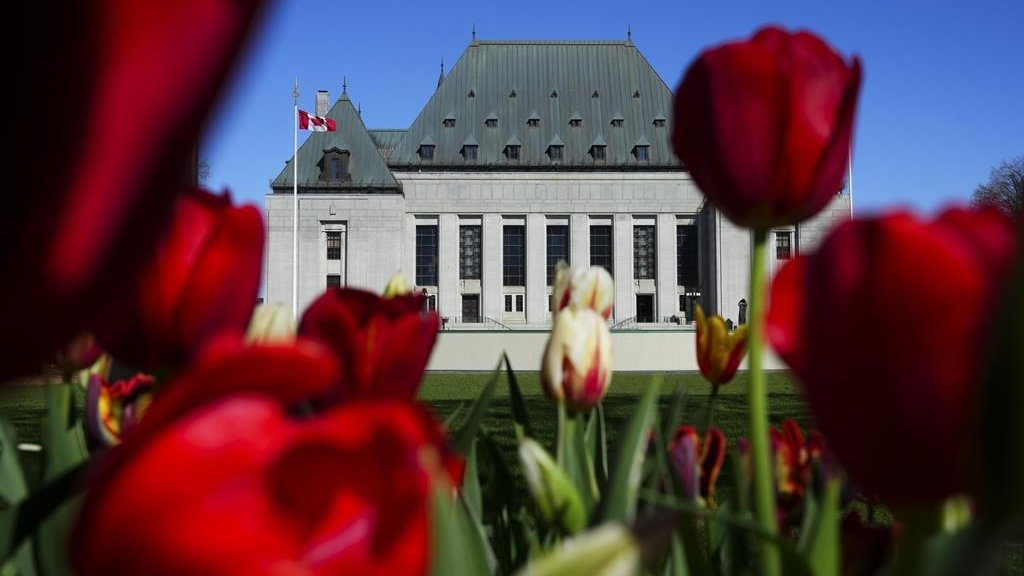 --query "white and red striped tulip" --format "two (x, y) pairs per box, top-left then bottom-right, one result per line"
(553, 263), (614, 320)
(541, 307), (612, 411)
